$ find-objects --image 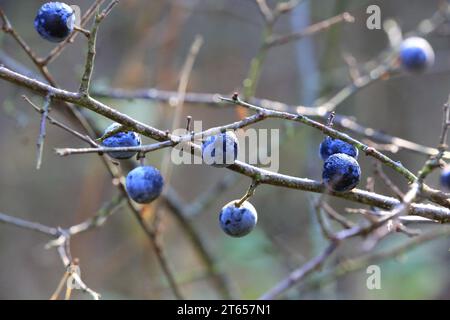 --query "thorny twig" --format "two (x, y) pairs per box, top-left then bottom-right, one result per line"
(1, 2), (185, 299)
(259, 96), (450, 299)
(0, 1), (450, 301)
